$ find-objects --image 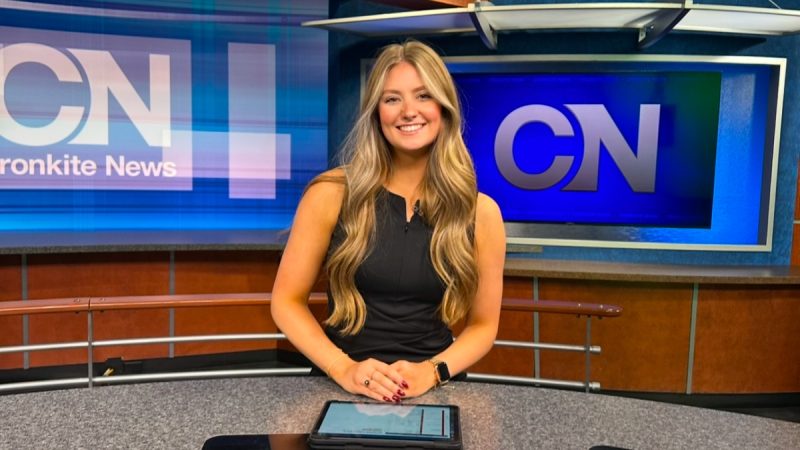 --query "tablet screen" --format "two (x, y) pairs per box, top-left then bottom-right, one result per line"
(312, 401), (459, 445)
